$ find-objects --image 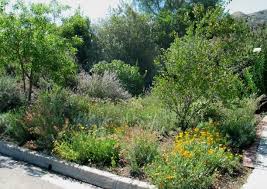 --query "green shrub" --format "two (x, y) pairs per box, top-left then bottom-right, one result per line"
(126, 96), (177, 134)
(219, 97), (257, 149)
(0, 111), (29, 144)
(77, 71), (131, 100)
(0, 76), (23, 113)
(82, 96), (176, 134)
(54, 130), (119, 166)
(153, 36), (242, 130)
(91, 60), (144, 95)
(146, 129), (240, 189)
(243, 53), (266, 95)
(120, 128), (159, 175)
(23, 88), (90, 150)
